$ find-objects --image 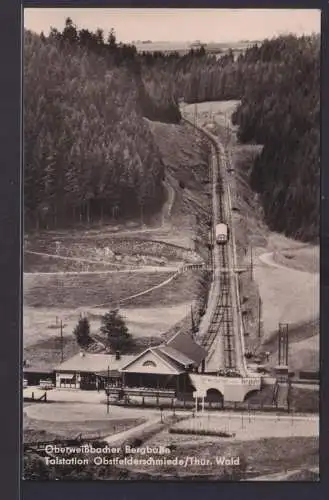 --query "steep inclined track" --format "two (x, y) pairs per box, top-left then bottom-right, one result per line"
(183, 116), (247, 376)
